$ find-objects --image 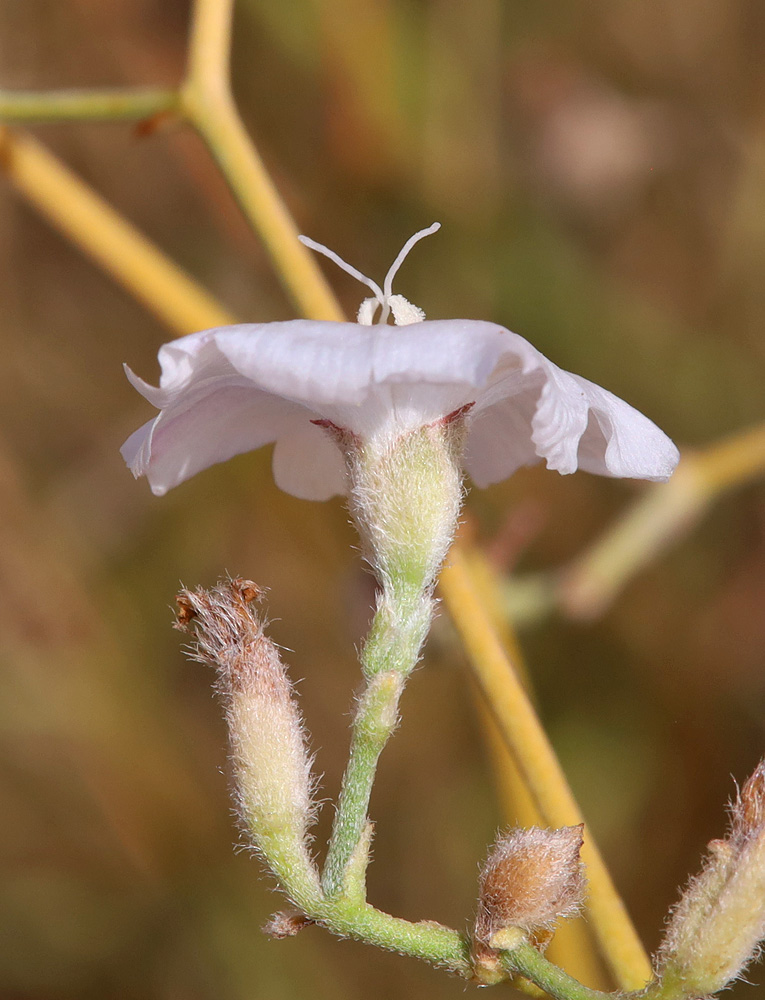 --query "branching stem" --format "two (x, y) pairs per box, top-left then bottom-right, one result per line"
(180, 0), (342, 321)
